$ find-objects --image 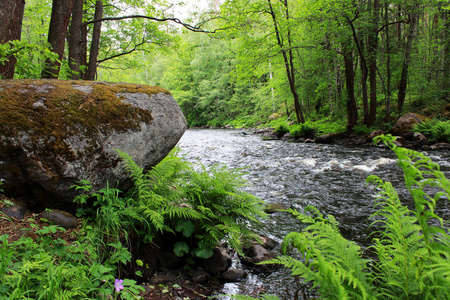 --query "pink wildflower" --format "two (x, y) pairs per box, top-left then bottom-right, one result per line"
(114, 279), (124, 292)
